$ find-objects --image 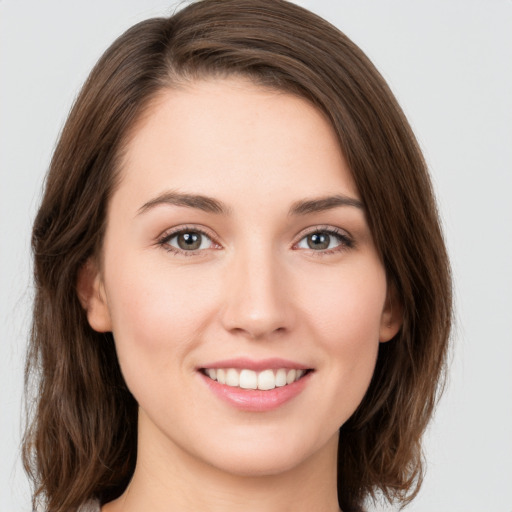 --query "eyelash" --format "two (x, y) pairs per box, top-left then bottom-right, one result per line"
(157, 225), (218, 256)
(293, 226), (355, 256)
(157, 225), (354, 257)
